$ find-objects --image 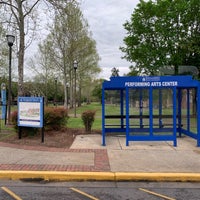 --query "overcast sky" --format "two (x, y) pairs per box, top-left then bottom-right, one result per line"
(80, 0), (140, 79)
